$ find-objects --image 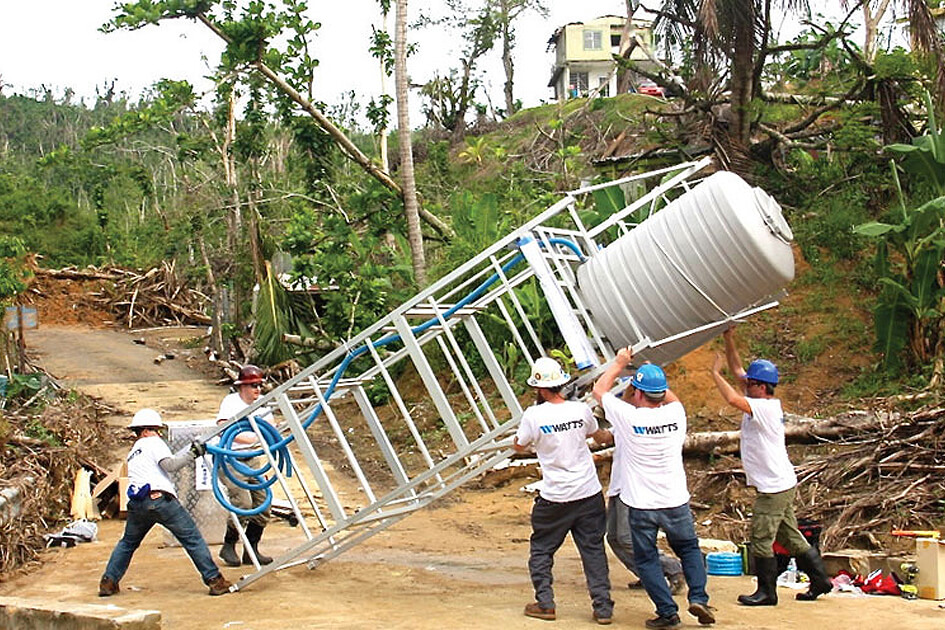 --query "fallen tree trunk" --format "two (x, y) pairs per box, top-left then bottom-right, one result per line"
(683, 410), (900, 455)
(34, 267), (122, 281)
